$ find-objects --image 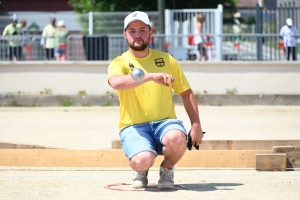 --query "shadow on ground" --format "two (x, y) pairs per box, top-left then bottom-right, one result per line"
(104, 182), (243, 192)
(180, 183), (244, 192)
